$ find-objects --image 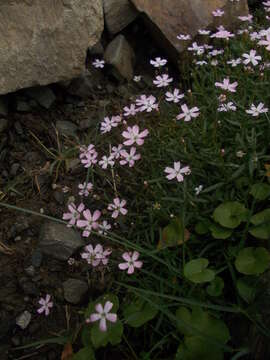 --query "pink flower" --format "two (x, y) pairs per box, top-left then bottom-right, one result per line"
(79, 144), (96, 159)
(135, 95), (158, 112)
(150, 57), (167, 67)
(81, 244), (111, 266)
(259, 34), (270, 51)
(122, 125), (149, 146)
(80, 152), (98, 168)
(211, 28), (234, 40)
(215, 78), (238, 92)
(242, 50), (261, 66)
(212, 9), (224, 17)
(153, 74), (173, 87)
(118, 251), (143, 274)
(165, 89), (184, 103)
(77, 209), (101, 237)
(99, 155), (115, 169)
(120, 147), (141, 167)
(246, 103), (268, 116)
(238, 14), (253, 22)
(78, 182), (93, 197)
(176, 104), (200, 122)
(62, 203), (85, 227)
(217, 102), (237, 112)
(37, 294), (53, 316)
(110, 144), (123, 159)
(164, 161), (191, 182)
(86, 301), (117, 332)
(123, 104), (137, 117)
(108, 198), (127, 218)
